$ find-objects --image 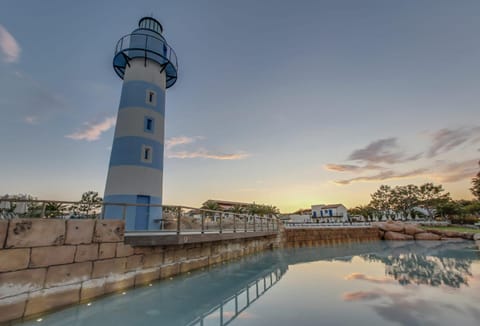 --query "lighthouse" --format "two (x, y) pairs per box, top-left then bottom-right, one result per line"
(104, 17), (178, 230)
